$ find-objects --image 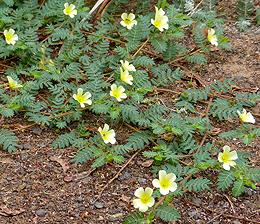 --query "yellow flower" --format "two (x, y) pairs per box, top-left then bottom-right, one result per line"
(120, 60), (136, 72)
(4, 29), (18, 45)
(63, 3), (77, 18)
(132, 187), (155, 212)
(7, 76), (23, 89)
(152, 170), (177, 195)
(237, 109), (255, 124)
(98, 123), (116, 144)
(120, 68), (133, 85)
(207, 28), (218, 46)
(73, 88), (92, 108)
(151, 7), (169, 32)
(110, 84), (127, 102)
(120, 13), (137, 30)
(218, 145), (238, 171)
